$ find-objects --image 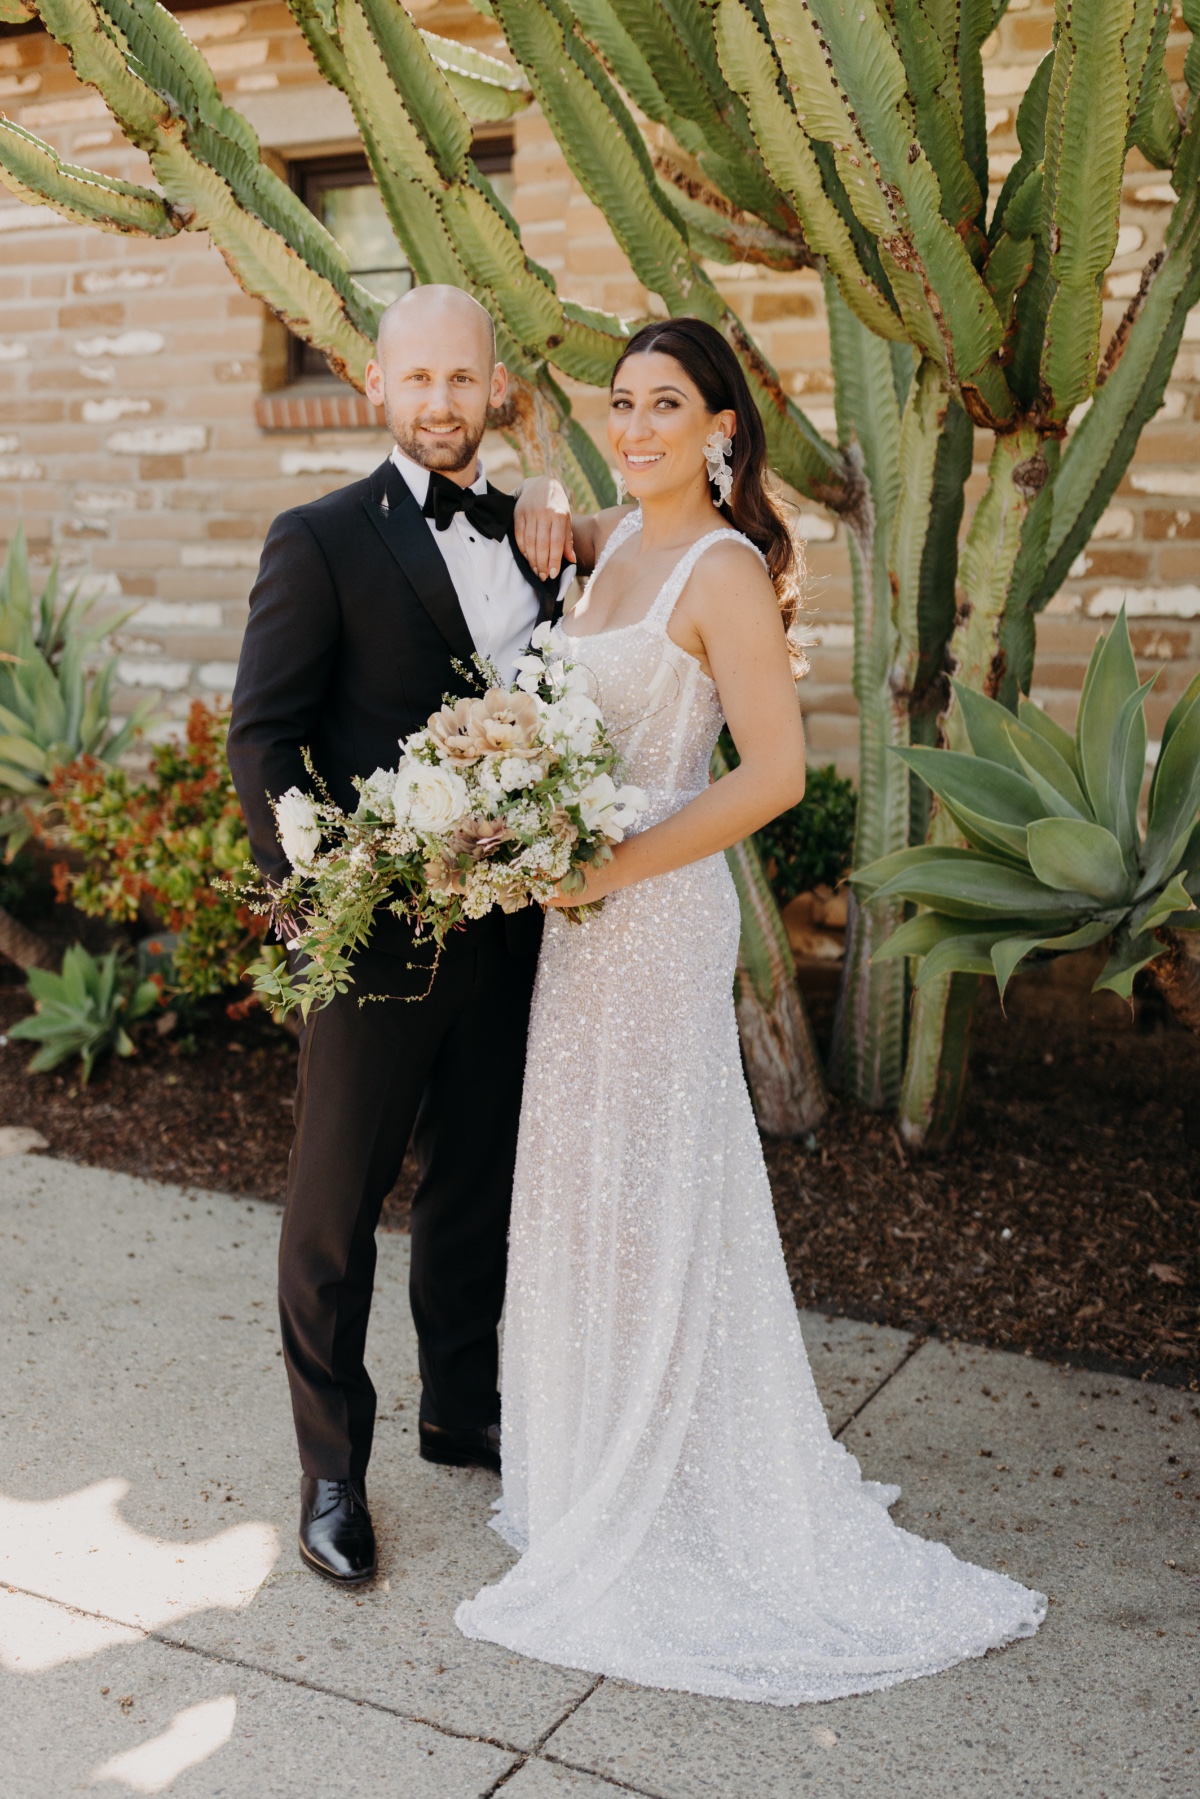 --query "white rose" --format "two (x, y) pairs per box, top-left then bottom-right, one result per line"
(354, 766), (397, 820)
(393, 760), (469, 833)
(498, 755), (541, 792)
(275, 787), (321, 870)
